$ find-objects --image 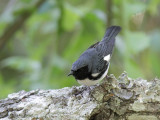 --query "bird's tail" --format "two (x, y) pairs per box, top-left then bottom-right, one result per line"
(102, 26), (121, 42)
